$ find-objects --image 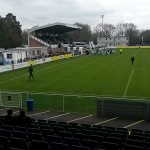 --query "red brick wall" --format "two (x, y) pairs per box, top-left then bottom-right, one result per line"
(29, 37), (45, 47)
